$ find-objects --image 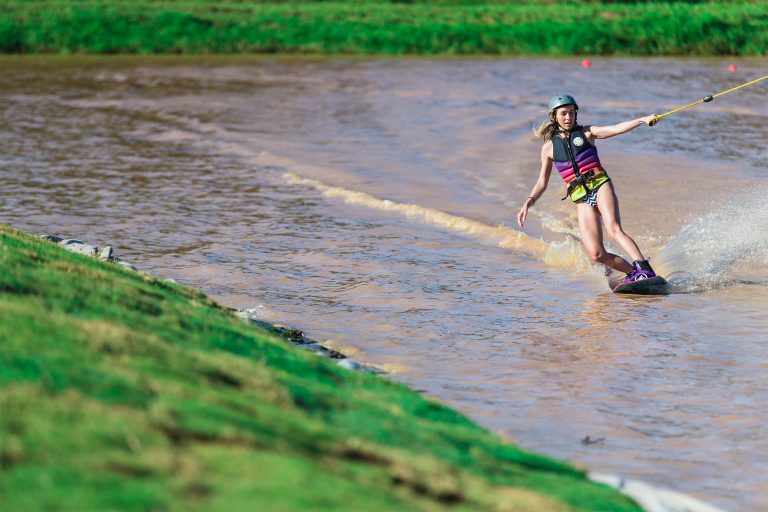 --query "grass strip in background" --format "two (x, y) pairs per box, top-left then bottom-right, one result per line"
(0, 1), (765, 56)
(0, 223), (642, 511)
